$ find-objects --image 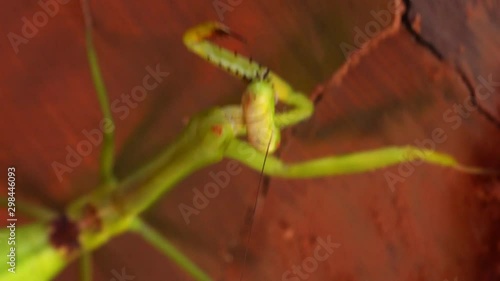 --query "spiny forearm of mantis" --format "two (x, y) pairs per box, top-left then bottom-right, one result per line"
(1, 5), (497, 281)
